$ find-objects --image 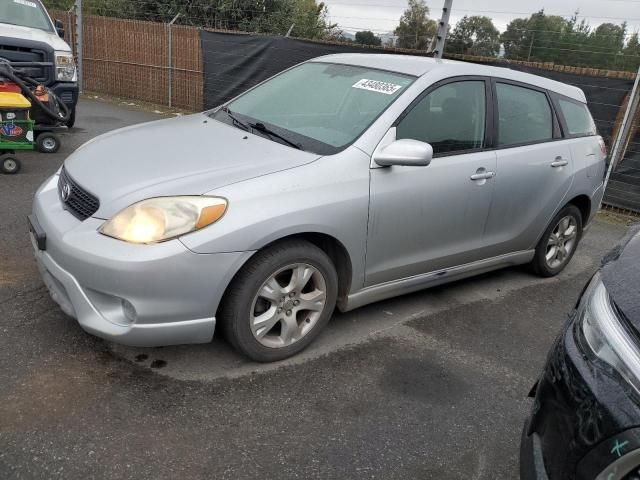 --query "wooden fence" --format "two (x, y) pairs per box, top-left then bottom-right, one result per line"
(51, 10), (203, 111)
